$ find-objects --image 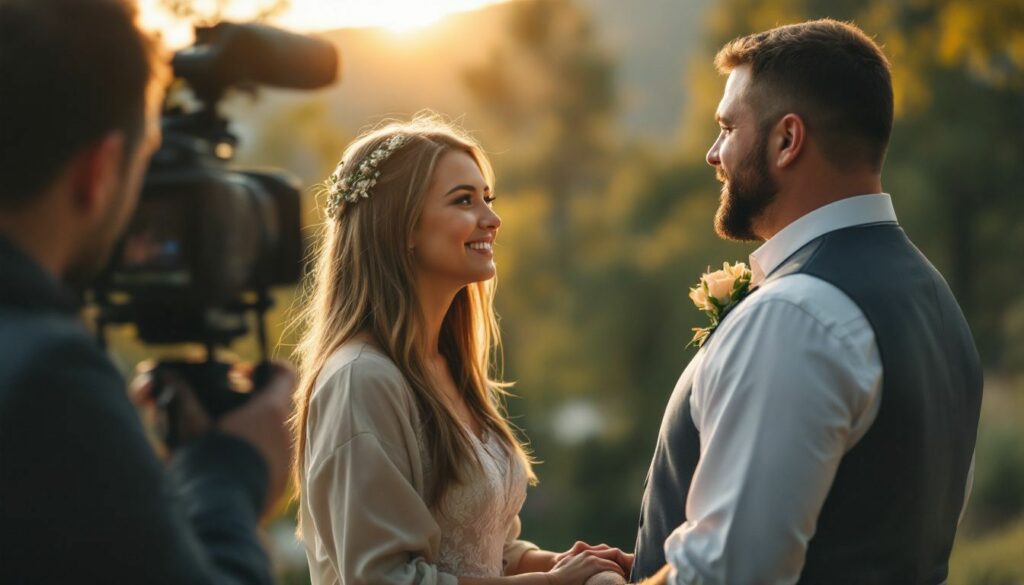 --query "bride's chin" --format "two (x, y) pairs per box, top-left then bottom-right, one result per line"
(469, 268), (497, 284)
